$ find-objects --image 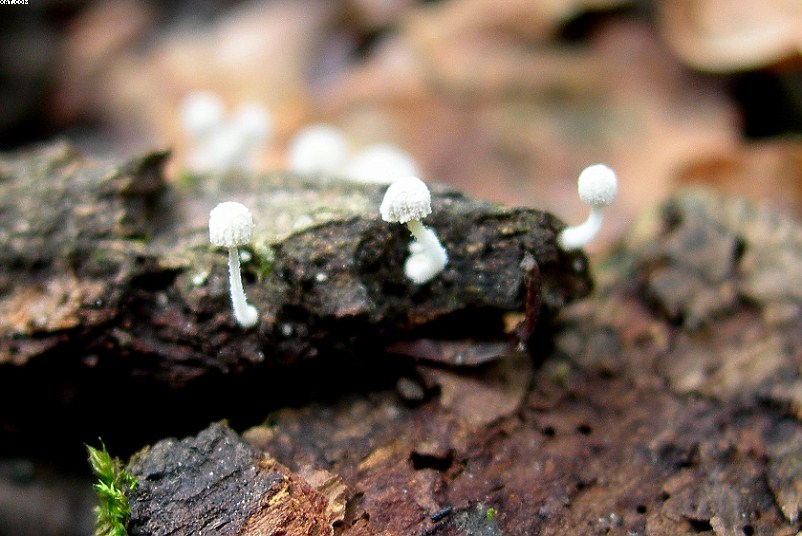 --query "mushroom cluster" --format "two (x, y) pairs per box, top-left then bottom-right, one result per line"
(206, 161), (616, 327)
(287, 123), (419, 184)
(181, 91), (272, 174)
